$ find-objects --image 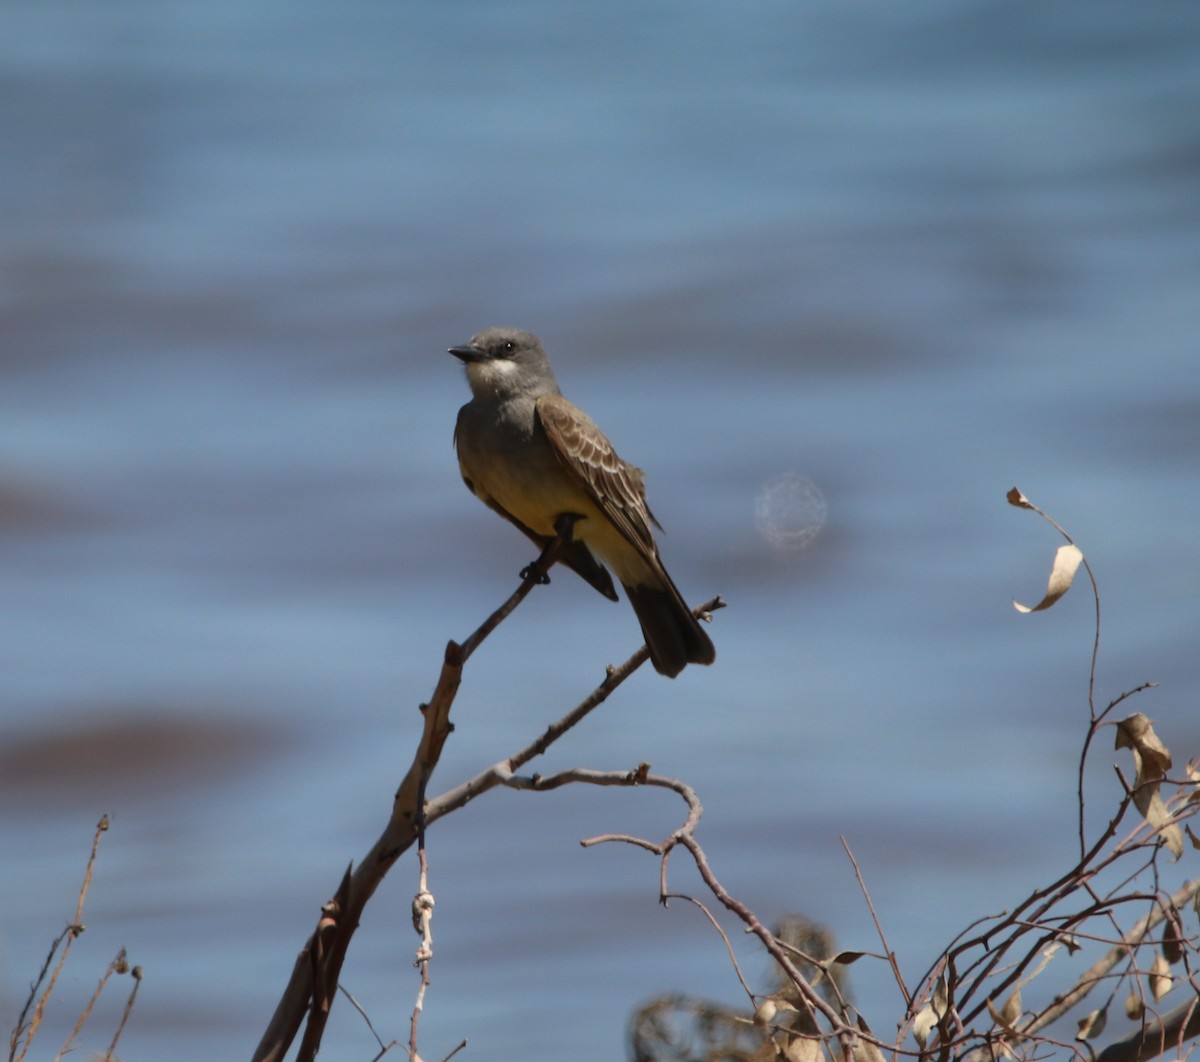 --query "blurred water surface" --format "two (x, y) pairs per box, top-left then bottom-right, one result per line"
(2, 2), (1199, 1059)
